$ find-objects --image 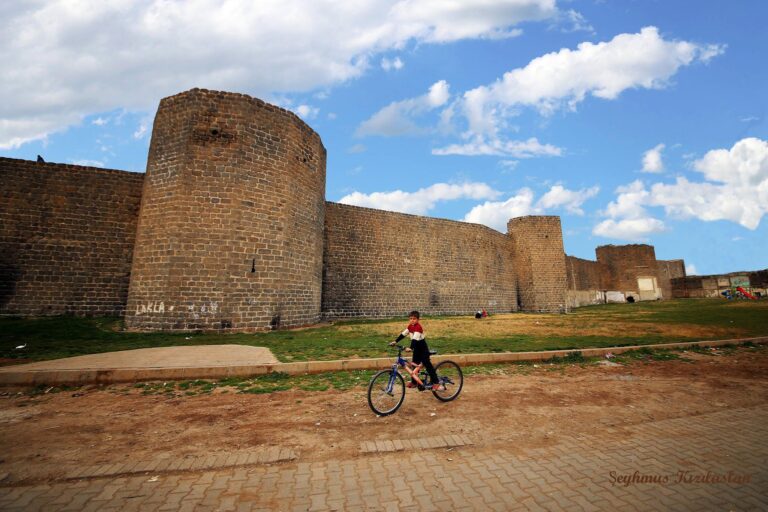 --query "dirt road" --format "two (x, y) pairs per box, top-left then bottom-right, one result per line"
(1, 345), (766, 485)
